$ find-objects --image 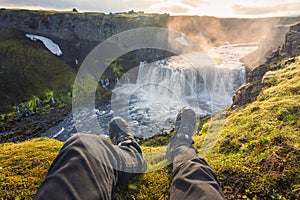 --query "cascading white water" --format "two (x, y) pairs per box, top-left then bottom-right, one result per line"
(111, 43), (258, 138)
(136, 59), (205, 99)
